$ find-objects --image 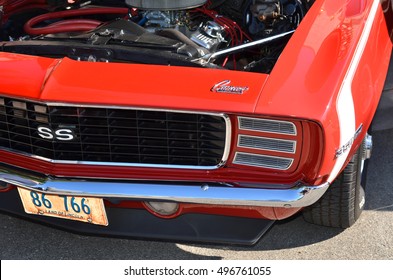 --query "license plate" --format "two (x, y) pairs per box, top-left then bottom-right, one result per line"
(17, 188), (108, 226)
